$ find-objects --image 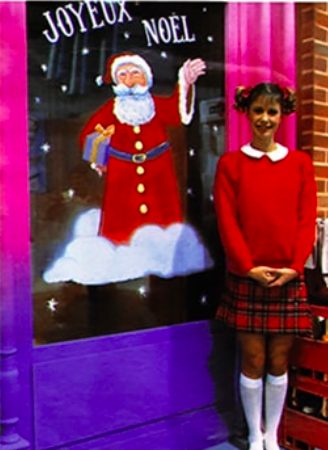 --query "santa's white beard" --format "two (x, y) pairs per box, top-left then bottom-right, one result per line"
(113, 86), (155, 126)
